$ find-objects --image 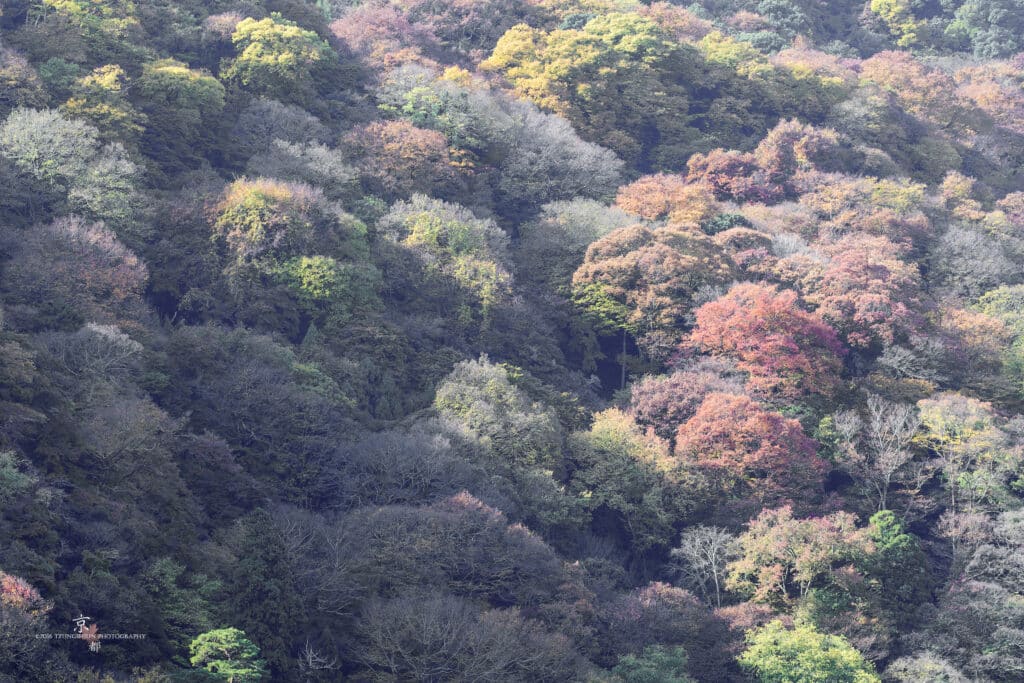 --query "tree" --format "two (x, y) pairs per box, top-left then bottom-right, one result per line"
(0, 313), (45, 449)
(915, 392), (1016, 516)
(375, 64), (623, 217)
(800, 235), (923, 350)
(869, 0), (927, 47)
(738, 620), (880, 683)
(379, 195), (511, 329)
(685, 148), (782, 203)
(189, 628), (268, 683)
(947, 0), (1024, 58)
(330, 4), (441, 71)
(296, 638), (340, 681)
(884, 653), (968, 682)
(515, 199), (633, 295)
(390, 0), (542, 57)
(26, 0), (144, 65)
(939, 225), (1019, 299)
(376, 64), (515, 155)
(939, 171), (987, 222)
(496, 101), (624, 217)
(955, 62), (1024, 138)
(753, 119), (840, 195)
(933, 304), (1014, 400)
(2, 216), (147, 330)
(434, 357), (562, 470)
(599, 582), (738, 679)
(0, 108), (138, 230)
(210, 177), (372, 332)
(831, 395), (926, 512)
(0, 571), (57, 680)
(670, 525), (738, 607)
(136, 58), (226, 171)
(727, 506), (867, 608)
(638, 3), (714, 42)
(796, 174), (930, 248)
(272, 254), (380, 322)
(920, 552), (1024, 682)
(975, 284), (1024, 398)
(860, 52), (974, 135)
(342, 119), (460, 201)
(628, 358), (744, 446)
(0, 47), (47, 118)
(612, 645), (695, 683)
(481, 13), (700, 169)
(230, 98), (329, 160)
(338, 492), (566, 606)
(0, 450), (36, 511)
(568, 409), (692, 557)
(60, 64), (145, 146)
(246, 139), (358, 203)
(573, 224), (735, 363)
(332, 423), (478, 509)
(224, 510), (303, 681)
(859, 510), (932, 625)
(964, 508), (1024, 590)
(675, 394), (828, 516)
(357, 591), (577, 681)
(223, 14), (336, 104)
(696, 30), (774, 76)
(141, 557), (218, 658)
(688, 283), (845, 401)
(976, 284), (1024, 338)
(614, 174), (719, 227)
(161, 325), (354, 493)
(75, 393), (179, 490)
